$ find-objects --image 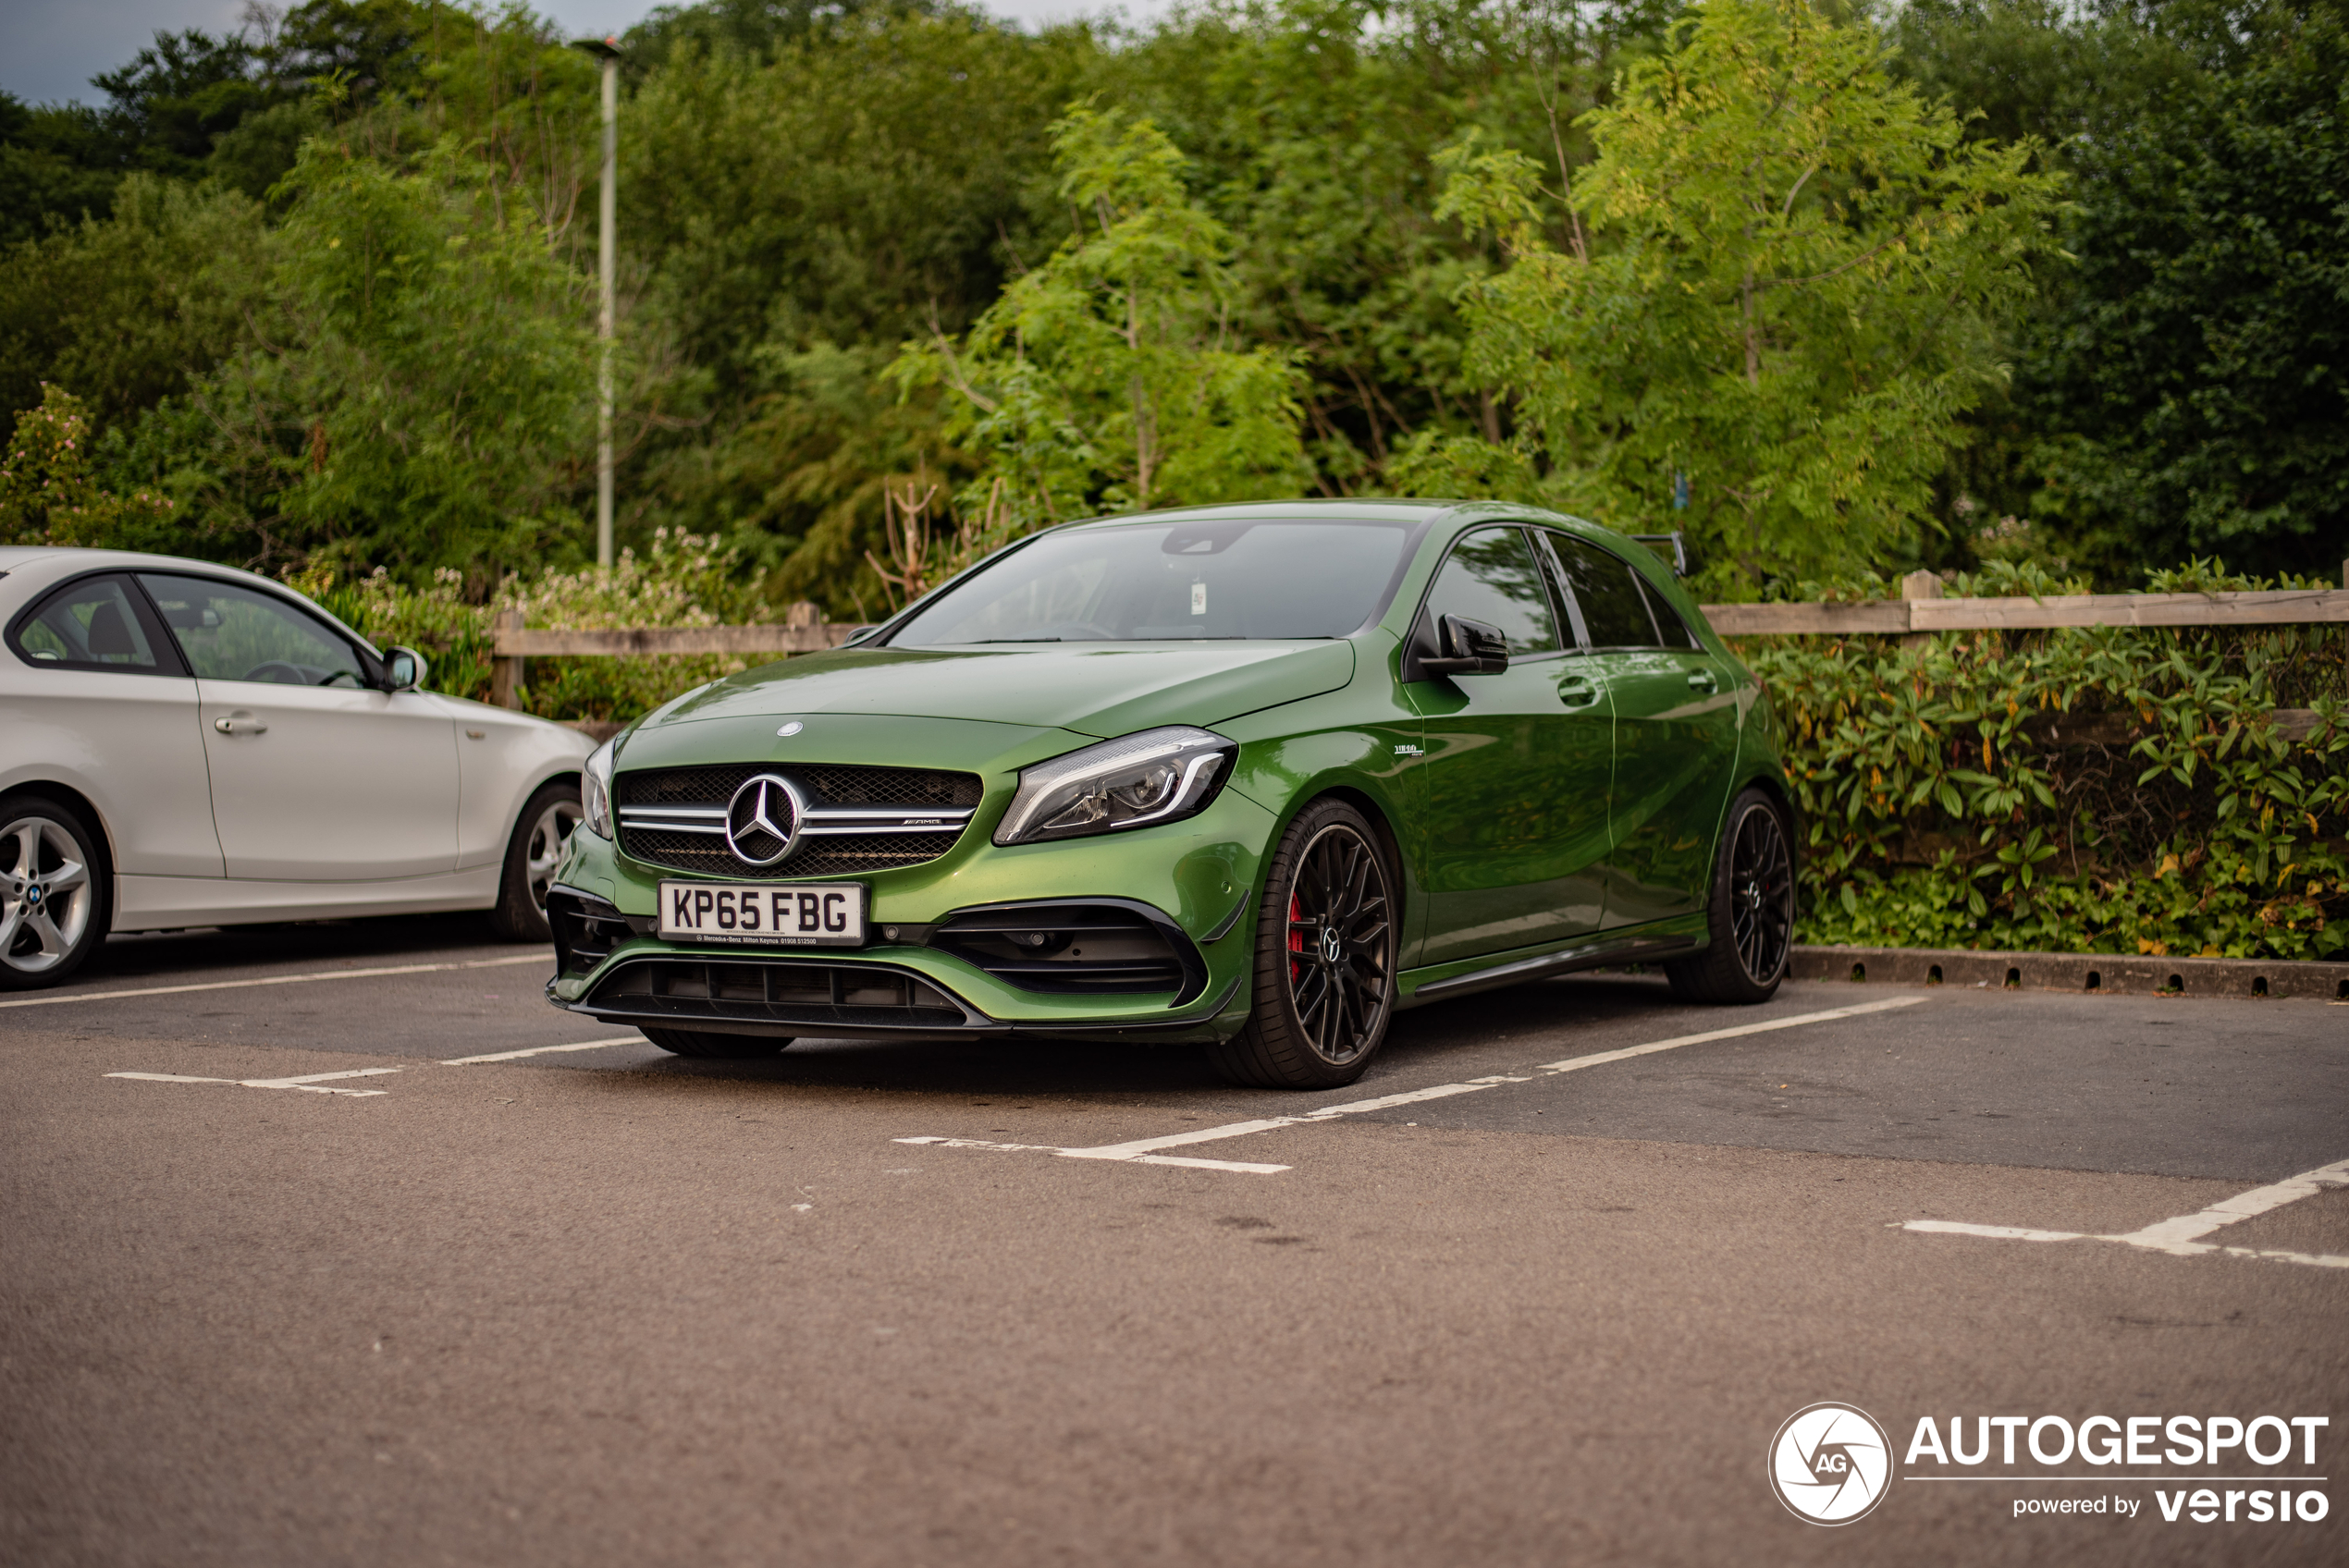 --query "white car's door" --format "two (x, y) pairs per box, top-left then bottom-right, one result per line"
(2, 571), (222, 876)
(138, 572), (460, 882)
